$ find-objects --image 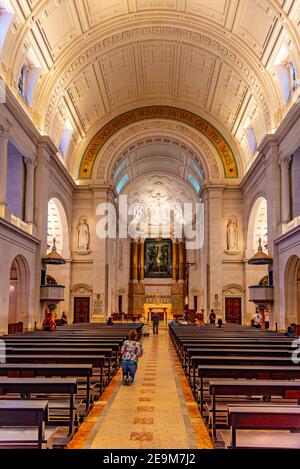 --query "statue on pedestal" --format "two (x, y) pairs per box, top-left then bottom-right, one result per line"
(76, 217), (90, 254)
(226, 217), (239, 253)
